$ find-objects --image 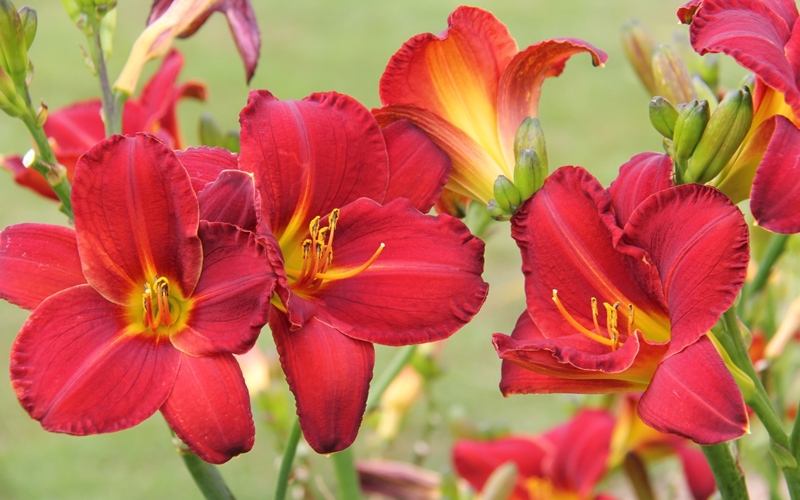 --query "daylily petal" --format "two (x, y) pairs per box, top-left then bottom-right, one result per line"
(638, 336), (749, 444)
(1, 155), (57, 200)
(73, 134), (202, 304)
(677, 0), (703, 24)
(0, 224), (84, 310)
(44, 100), (105, 153)
(270, 309), (375, 453)
(308, 198), (488, 346)
(673, 443), (717, 500)
(171, 221), (274, 356)
(751, 115), (800, 233)
(176, 146), (239, 194)
(379, 6), (517, 173)
(11, 285), (180, 434)
(688, 0), (800, 113)
(239, 90), (389, 241)
(496, 39), (607, 167)
(548, 409), (614, 497)
(624, 183), (749, 355)
(160, 352), (254, 464)
(381, 119), (451, 213)
(197, 170), (258, 231)
(607, 152), (673, 228)
(511, 167), (669, 344)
